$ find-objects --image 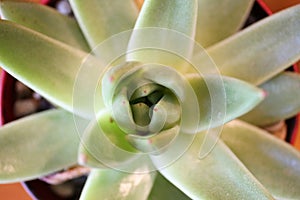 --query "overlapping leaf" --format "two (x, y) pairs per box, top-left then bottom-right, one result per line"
(206, 5), (300, 85)
(196, 0), (254, 47)
(221, 120), (300, 199)
(0, 20), (103, 117)
(80, 168), (156, 200)
(69, 0), (138, 55)
(0, 1), (89, 51)
(151, 133), (273, 199)
(0, 109), (87, 183)
(240, 72), (300, 126)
